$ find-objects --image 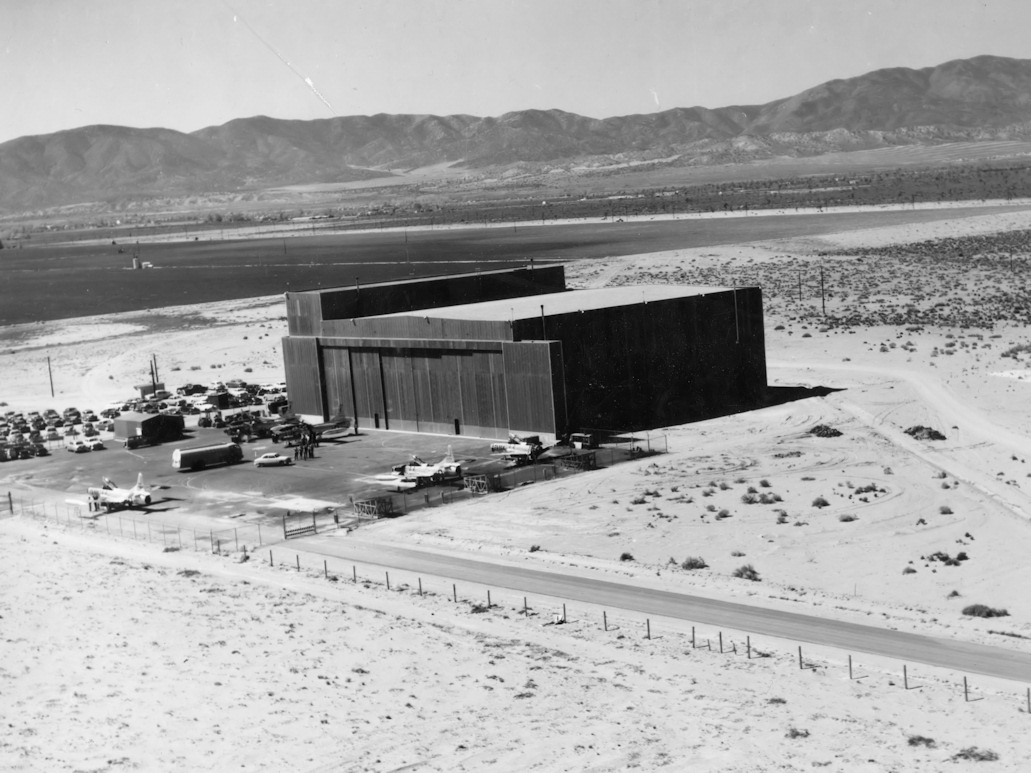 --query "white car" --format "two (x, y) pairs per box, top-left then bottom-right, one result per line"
(85, 437), (105, 451)
(254, 452), (292, 468)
